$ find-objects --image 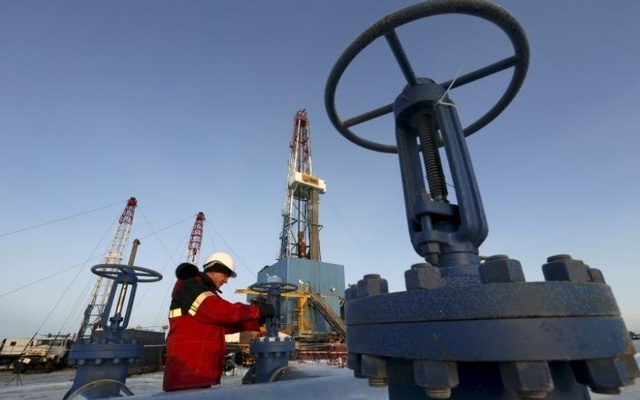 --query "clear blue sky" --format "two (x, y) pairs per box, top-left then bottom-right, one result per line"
(1, 0), (639, 339)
